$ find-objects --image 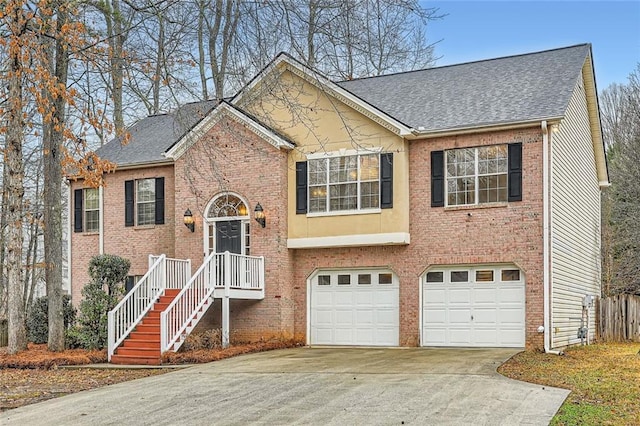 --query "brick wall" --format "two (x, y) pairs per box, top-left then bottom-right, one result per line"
(69, 165), (175, 304)
(173, 115), (295, 342)
(292, 127), (545, 349)
(70, 123), (545, 349)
